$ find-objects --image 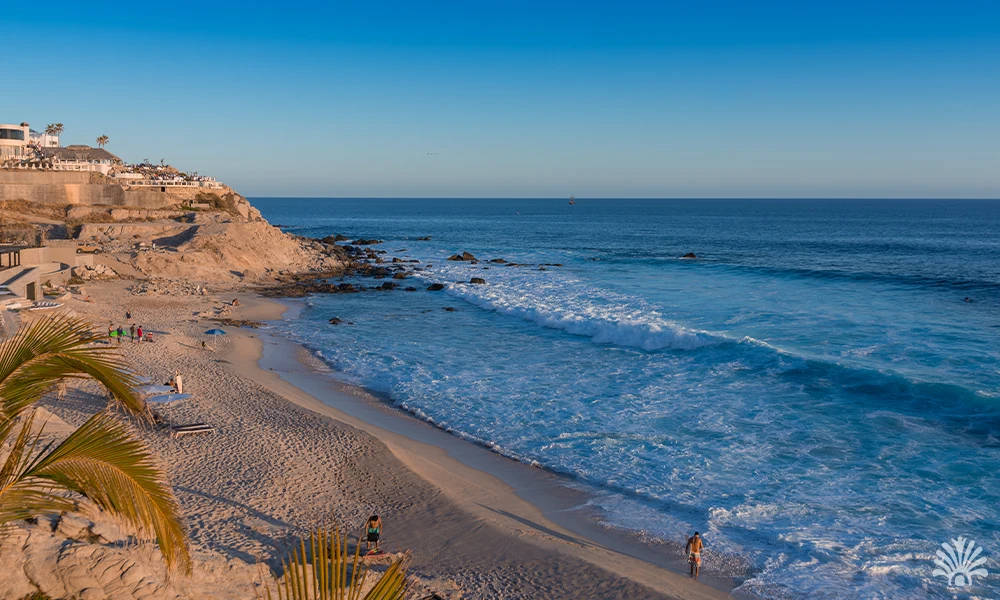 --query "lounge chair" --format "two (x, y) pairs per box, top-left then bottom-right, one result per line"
(170, 423), (217, 438)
